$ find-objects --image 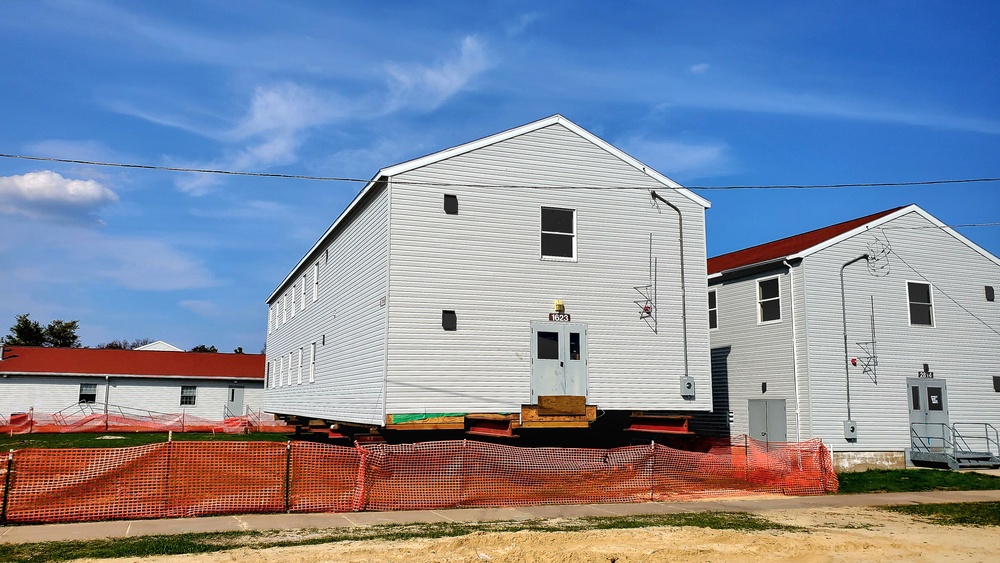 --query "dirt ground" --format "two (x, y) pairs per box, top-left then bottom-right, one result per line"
(84, 506), (997, 563)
